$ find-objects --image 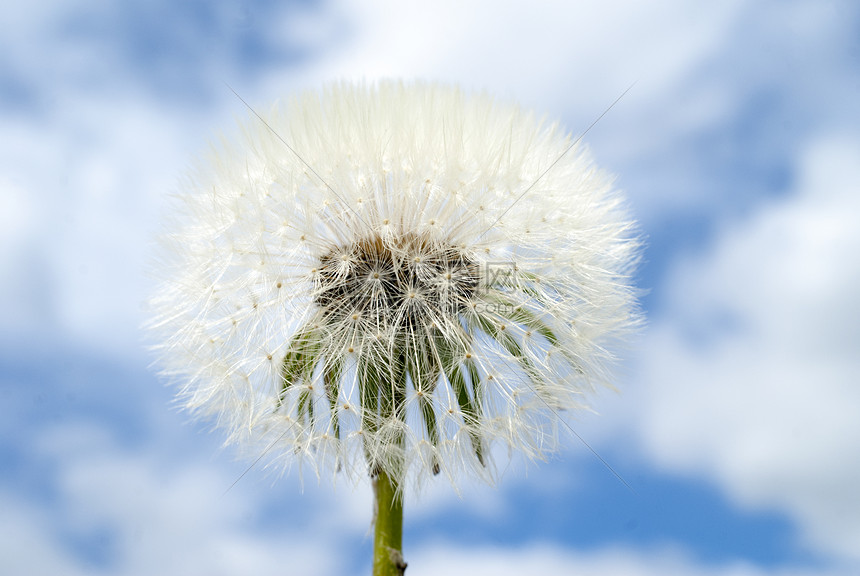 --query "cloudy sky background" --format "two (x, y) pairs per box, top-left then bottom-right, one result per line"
(2, 1), (859, 574)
